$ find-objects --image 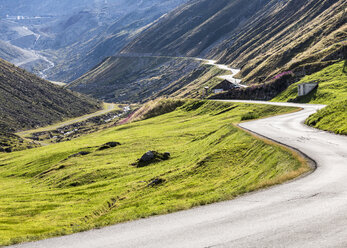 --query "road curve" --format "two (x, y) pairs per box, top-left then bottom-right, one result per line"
(12, 101), (347, 248)
(197, 58), (248, 88)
